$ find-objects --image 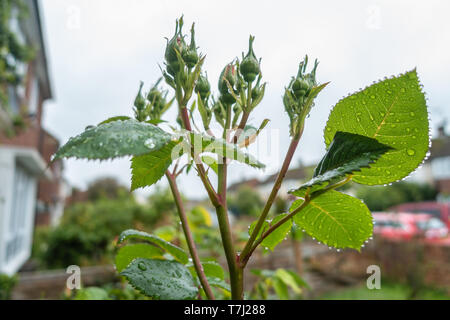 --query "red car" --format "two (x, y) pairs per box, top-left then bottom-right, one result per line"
(389, 202), (450, 228)
(372, 212), (449, 243)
